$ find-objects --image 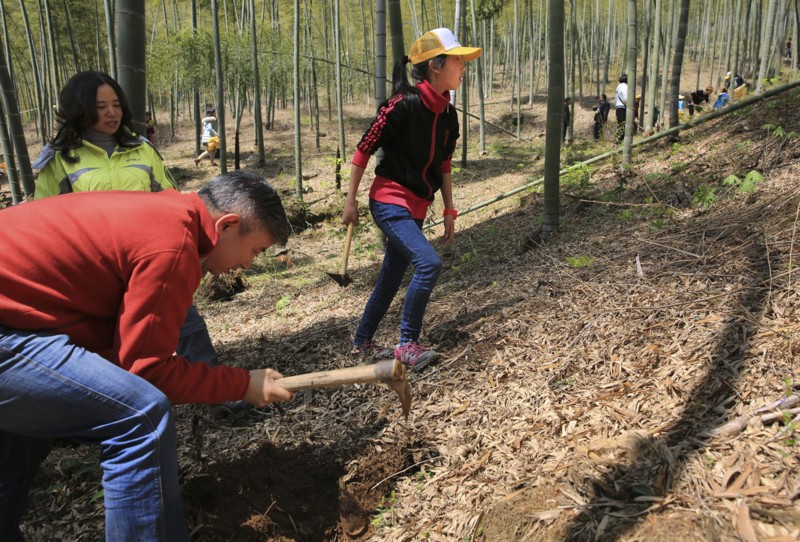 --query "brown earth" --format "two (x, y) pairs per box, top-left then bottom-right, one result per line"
(12, 64), (800, 542)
